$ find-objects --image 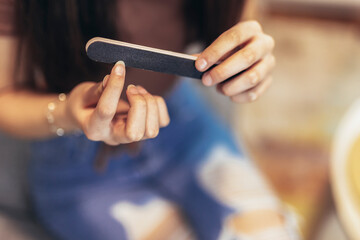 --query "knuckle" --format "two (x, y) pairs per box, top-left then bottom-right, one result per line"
(126, 129), (143, 142)
(145, 94), (156, 105)
(211, 47), (222, 57)
(110, 134), (126, 145)
(104, 141), (114, 146)
(199, 49), (210, 61)
(104, 139), (118, 146)
(226, 28), (240, 42)
(96, 107), (115, 120)
(242, 48), (257, 65)
(204, 48), (220, 63)
(209, 68), (224, 82)
(125, 132), (136, 142)
(146, 128), (159, 138)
